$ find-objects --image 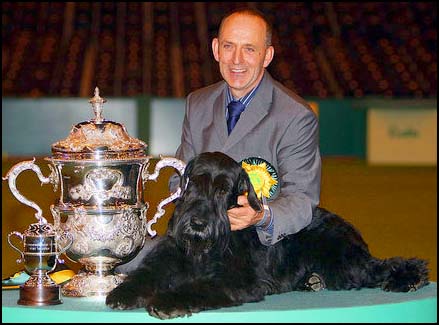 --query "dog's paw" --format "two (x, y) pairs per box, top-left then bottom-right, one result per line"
(382, 279), (428, 292)
(146, 296), (193, 319)
(381, 258), (429, 292)
(147, 304), (192, 320)
(106, 287), (146, 310)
